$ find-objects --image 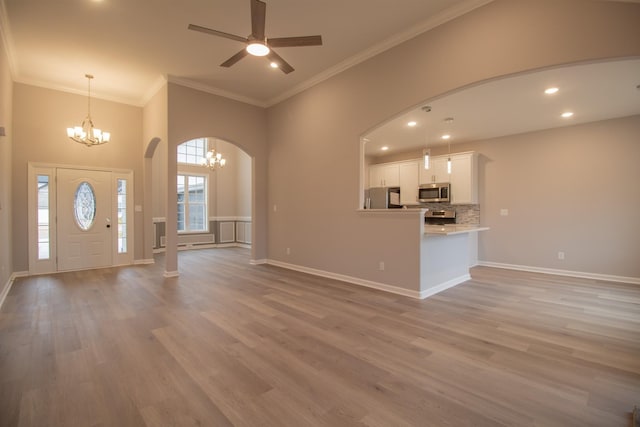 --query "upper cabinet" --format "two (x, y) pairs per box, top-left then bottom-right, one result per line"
(369, 163), (400, 188)
(399, 161), (420, 205)
(419, 157), (449, 184)
(368, 151), (478, 205)
(449, 152), (478, 205)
